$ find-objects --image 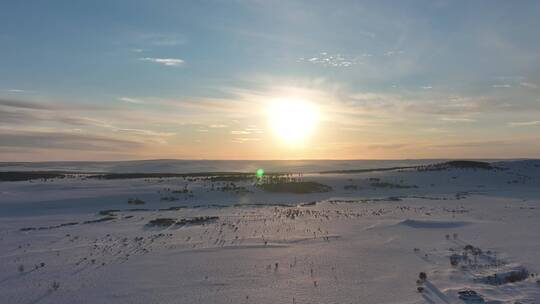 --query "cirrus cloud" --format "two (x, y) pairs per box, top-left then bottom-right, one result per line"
(508, 120), (540, 126)
(140, 57), (184, 66)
